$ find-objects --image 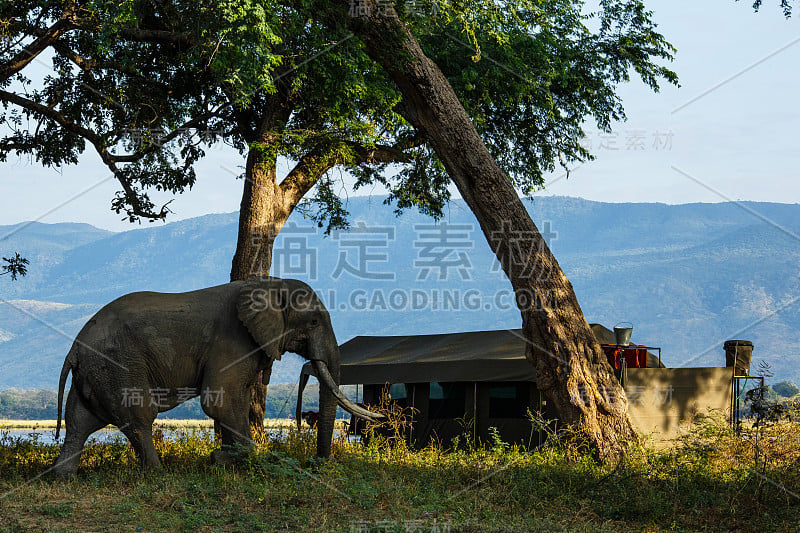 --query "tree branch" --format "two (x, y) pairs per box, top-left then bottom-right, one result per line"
(109, 109), (224, 163)
(0, 88), (102, 144)
(279, 141), (410, 206)
(0, 2), (79, 82)
(2, 7), (196, 83)
(0, 88), (169, 220)
(49, 39), (95, 72)
(115, 28), (196, 47)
